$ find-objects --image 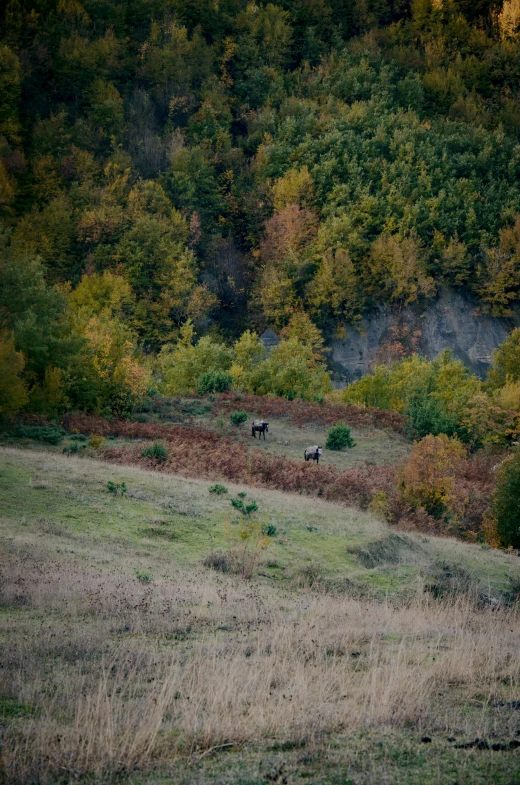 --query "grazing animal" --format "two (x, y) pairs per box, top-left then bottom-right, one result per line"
(252, 420), (269, 440)
(304, 445), (323, 463)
